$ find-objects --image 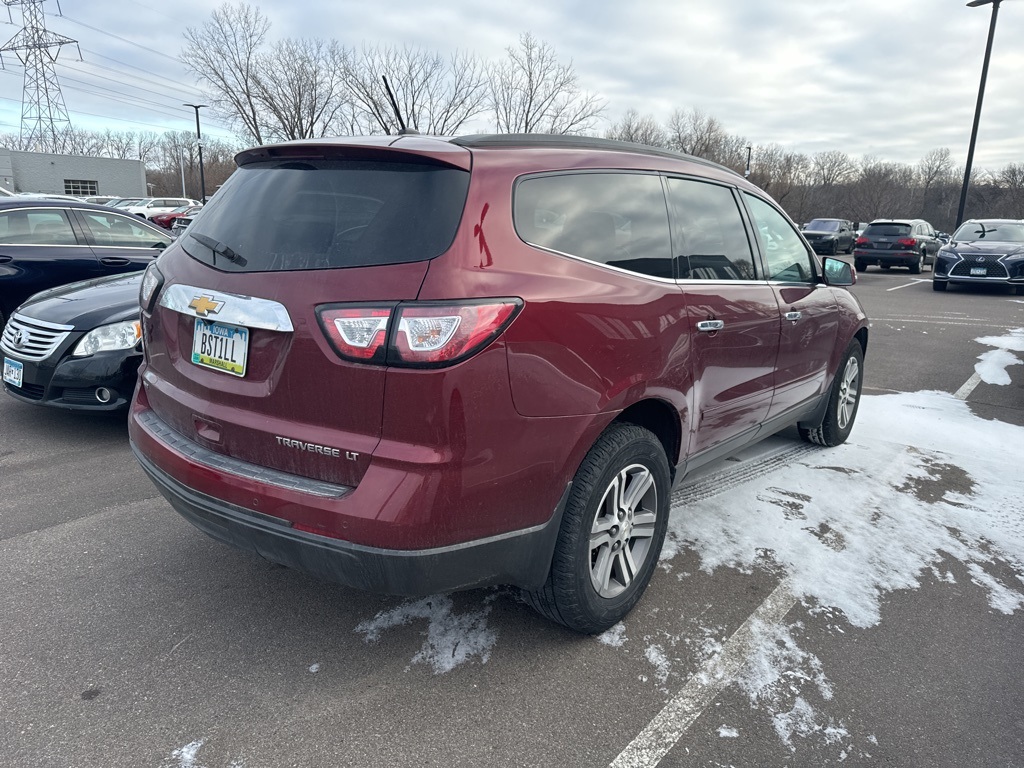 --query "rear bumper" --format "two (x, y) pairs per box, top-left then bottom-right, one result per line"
(853, 249), (918, 266)
(132, 442), (569, 596)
